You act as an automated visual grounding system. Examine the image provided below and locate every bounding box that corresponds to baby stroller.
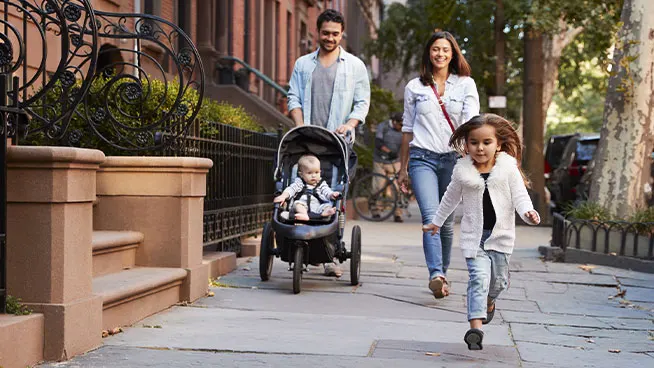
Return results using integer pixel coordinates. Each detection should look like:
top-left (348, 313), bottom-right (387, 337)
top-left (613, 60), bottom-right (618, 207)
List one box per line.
top-left (259, 125), bottom-right (362, 294)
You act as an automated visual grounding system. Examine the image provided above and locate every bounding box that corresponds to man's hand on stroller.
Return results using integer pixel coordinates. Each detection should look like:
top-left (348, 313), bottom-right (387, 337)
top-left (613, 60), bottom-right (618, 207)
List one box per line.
top-left (335, 120), bottom-right (357, 134)
top-left (274, 192), bottom-right (289, 205)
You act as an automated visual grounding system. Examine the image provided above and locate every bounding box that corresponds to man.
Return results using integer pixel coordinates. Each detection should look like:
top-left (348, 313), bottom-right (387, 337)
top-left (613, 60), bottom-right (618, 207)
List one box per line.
top-left (287, 9), bottom-right (371, 277)
top-left (372, 111), bottom-right (404, 222)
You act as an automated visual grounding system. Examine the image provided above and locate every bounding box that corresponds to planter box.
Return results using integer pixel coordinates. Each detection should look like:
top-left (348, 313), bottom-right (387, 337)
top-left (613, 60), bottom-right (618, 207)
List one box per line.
top-left (569, 226), bottom-right (652, 259)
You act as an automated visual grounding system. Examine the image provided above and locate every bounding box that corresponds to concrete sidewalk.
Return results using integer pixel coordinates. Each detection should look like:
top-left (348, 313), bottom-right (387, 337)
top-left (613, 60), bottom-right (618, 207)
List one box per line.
top-left (43, 206), bottom-right (654, 367)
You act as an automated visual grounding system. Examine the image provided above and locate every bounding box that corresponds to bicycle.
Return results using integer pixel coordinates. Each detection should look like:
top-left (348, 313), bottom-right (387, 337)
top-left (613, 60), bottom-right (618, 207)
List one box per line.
top-left (351, 164), bottom-right (414, 222)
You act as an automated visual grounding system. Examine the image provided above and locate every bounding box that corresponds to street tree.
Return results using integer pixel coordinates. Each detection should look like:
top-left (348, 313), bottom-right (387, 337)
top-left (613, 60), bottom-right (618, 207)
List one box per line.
top-left (588, 0), bottom-right (654, 217)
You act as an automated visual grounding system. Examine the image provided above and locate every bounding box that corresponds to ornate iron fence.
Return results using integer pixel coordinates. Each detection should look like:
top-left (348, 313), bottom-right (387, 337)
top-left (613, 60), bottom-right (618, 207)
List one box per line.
top-left (162, 121), bottom-right (280, 253)
top-left (0, 0), bottom-right (203, 313)
top-left (551, 212), bottom-right (654, 259)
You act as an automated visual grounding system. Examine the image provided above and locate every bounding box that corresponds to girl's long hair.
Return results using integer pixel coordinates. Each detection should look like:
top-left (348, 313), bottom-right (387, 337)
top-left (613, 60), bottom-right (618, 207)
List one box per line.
top-left (449, 114), bottom-right (531, 187)
top-left (419, 31), bottom-right (471, 86)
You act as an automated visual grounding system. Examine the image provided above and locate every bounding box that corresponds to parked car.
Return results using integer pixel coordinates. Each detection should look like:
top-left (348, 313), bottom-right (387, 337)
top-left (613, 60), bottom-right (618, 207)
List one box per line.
top-left (544, 134), bottom-right (575, 210)
top-left (549, 133), bottom-right (600, 211)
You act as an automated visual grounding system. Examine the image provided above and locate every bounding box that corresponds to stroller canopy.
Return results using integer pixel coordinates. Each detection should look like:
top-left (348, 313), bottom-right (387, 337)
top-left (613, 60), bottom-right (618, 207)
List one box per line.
top-left (274, 125), bottom-right (350, 182)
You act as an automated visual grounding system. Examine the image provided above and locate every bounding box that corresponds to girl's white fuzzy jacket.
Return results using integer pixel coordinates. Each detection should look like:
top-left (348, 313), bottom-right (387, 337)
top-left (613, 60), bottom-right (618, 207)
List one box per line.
top-left (432, 152), bottom-right (540, 258)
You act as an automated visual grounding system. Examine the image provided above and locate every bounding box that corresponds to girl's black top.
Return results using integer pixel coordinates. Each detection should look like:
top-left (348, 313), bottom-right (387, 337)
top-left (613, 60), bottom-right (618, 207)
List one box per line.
top-left (480, 173), bottom-right (496, 230)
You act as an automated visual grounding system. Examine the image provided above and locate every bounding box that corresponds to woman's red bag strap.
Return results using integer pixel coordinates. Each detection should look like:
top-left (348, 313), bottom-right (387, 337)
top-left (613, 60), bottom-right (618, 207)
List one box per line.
top-left (430, 84), bottom-right (456, 133)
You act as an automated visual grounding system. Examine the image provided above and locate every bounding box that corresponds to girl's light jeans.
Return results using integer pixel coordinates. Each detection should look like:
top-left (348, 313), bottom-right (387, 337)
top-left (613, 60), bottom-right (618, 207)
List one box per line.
top-left (407, 147), bottom-right (457, 280)
top-left (466, 229), bottom-right (511, 321)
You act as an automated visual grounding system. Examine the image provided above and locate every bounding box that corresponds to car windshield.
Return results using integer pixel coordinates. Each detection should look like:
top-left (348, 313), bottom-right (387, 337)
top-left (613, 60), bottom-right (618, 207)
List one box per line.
top-left (546, 136), bottom-right (572, 169)
top-left (576, 140), bottom-right (598, 162)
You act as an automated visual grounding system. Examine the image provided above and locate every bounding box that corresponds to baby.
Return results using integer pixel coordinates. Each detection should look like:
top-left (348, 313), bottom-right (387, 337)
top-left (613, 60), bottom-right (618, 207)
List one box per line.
top-left (274, 154), bottom-right (340, 221)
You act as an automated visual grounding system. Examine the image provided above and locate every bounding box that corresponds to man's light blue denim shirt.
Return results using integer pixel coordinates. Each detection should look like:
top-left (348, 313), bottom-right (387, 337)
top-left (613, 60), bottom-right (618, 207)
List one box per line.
top-left (287, 46), bottom-right (371, 132)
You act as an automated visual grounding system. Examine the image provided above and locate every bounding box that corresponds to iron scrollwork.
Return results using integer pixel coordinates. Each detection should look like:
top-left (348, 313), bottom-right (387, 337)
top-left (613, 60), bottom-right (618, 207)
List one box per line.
top-left (0, 0), bottom-right (98, 141)
top-left (72, 11), bottom-right (204, 151)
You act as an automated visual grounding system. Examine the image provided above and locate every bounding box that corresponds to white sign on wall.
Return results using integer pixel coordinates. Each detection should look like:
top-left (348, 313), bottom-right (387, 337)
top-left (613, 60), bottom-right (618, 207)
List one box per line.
top-left (488, 96), bottom-right (507, 109)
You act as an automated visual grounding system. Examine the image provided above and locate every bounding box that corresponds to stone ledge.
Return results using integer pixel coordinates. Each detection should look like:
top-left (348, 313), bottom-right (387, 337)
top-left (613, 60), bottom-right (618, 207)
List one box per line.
top-left (203, 251), bottom-right (237, 278)
top-left (240, 236), bottom-right (262, 257)
top-left (564, 248), bottom-right (654, 274)
top-left (101, 156), bottom-right (213, 170)
top-left (92, 230), bottom-right (144, 252)
top-left (7, 145), bottom-right (105, 165)
top-left (93, 267), bottom-right (187, 306)
top-left (0, 314), bottom-right (44, 368)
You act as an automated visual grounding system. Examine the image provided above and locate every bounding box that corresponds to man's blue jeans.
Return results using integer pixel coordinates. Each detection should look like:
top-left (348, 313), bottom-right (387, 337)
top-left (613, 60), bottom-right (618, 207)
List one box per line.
top-left (466, 230), bottom-right (511, 321)
top-left (408, 147), bottom-right (457, 280)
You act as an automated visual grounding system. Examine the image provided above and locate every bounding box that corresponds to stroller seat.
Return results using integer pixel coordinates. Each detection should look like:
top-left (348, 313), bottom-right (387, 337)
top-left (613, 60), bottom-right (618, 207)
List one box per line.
top-left (278, 159), bottom-right (344, 224)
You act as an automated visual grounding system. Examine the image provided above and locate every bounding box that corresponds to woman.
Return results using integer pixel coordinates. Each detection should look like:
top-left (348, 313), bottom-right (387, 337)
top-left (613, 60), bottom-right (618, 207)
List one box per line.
top-left (399, 31), bottom-right (480, 298)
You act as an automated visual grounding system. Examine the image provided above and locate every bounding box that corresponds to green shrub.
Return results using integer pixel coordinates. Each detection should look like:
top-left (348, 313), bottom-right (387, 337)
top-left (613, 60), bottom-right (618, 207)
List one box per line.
top-left (628, 207), bottom-right (654, 236)
top-left (5, 295), bottom-right (31, 316)
top-left (197, 99), bottom-right (262, 133)
top-left (25, 75), bottom-right (262, 153)
top-left (563, 202), bottom-right (612, 222)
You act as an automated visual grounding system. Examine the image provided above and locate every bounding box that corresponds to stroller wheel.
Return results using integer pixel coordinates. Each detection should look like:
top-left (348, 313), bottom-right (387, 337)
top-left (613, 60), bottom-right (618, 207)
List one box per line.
top-left (293, 246), bottom-right (303, 294)
top-left (350, 225), bottom-right (361, 286)
top-left (259, 222), bottom-right (274, 281)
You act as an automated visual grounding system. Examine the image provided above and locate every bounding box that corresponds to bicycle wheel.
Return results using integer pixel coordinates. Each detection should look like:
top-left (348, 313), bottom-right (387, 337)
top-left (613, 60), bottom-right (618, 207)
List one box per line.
top-left (351, 172), bottom-right (398, 221)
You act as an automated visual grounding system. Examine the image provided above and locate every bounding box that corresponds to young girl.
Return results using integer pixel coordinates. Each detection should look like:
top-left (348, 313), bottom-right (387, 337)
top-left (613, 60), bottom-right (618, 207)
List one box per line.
top-left (422, 114), bottom-right (540, 351)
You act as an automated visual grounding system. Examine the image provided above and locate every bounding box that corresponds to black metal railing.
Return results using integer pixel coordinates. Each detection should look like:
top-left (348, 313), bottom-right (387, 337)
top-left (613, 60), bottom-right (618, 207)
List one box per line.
top-left (162, 121), bottom-right (279, 253)
top-left (552, 212), bottom-right (654, 259)
top-left (215, 56), bottom-right (289, 111)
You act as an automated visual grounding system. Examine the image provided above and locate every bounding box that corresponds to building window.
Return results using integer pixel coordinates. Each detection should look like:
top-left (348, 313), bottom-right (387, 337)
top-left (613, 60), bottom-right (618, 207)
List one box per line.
top-left (143, 0), bottom-right (161, 15)
top-left (176, 0), bottom-right (191, 50)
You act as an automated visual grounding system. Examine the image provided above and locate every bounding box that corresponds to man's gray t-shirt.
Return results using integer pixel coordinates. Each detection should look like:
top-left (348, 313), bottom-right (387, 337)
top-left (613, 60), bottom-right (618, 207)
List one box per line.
top-left (310, 60), bottom-right (338, 128)
top-left (373, 120), bottom-right (403, 164)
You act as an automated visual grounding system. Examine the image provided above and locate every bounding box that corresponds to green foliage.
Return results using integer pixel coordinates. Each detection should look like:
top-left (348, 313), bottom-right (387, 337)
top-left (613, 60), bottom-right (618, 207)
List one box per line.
top-left (367, 84), bottom-right (402, 127)
top-left (566, 202), bottom-right (654, 236)
top-left (629, 208), bottom-right (654, 224)
top-left (367, 0), bottom-right (623, 125)
top-left (354, 143), bottom-right (374, 171)
top-left (545, 60), bottom-right (605, 139)
top-left (563, 201), bottom-right (612, 221)
top-left (5, 295), bottom-right (32, 316)
top-left (197, 99), bottom-right (262, 133)
top-left (26, 75), bottom-right (262, 154)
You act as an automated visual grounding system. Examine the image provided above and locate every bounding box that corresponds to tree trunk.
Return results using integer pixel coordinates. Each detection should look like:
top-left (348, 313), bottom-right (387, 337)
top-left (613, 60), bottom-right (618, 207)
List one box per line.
top-left (542, 19), bottom-right (584, 128)
top-left (589, 0), bottom-right (654, 217)
top-left (523, 26), bottom-right (546, 214)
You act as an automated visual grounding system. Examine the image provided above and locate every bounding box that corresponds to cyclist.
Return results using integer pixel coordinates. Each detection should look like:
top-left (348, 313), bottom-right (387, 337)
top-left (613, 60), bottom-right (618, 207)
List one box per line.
top-left (372, 111), bottom-right (405, 222)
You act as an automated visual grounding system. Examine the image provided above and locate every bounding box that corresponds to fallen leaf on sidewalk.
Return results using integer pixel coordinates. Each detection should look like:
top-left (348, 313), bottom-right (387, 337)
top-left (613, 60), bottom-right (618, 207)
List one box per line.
top-left (608, 349), bottom-right (621, 353)
top-left (609, 252), bottom-right (617, 256)
top-left (425, 352), bottom-right (441, 357)
top-left (207, 291), bottom-right (215, 297)
top-left (101, 330), bottom-right (109, 338)
top-left (614, 289), bottom-right (627, 298)
top-left (586, 339), bottom-right (595, 343)
top-left (241, 267), bottom-right (251, 271)
top-left (578, 265), bottom-right (596, 272)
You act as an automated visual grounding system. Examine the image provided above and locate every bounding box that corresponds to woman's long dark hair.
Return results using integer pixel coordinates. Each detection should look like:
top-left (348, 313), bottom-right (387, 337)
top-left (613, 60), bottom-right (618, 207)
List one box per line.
top-left (419, 31), bottom-right (471, 86)
top-left (449, 114), bottom-right (531, 187)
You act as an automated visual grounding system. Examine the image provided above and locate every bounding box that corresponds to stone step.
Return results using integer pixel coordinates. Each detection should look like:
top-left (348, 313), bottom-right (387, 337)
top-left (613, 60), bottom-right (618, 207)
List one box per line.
top-left (0, 314), bottom-right (44, 368)
top-left (93, 267), bottom-right (187, 330)
top-left (92, 230), bottom-right (143, 277)
top-left (203, 251), bottom-right (237, 279)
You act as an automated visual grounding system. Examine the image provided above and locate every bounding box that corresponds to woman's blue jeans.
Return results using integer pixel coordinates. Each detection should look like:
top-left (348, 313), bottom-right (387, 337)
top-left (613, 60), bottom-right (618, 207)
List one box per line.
top-left (408, 147), bottom-right (457, 280)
